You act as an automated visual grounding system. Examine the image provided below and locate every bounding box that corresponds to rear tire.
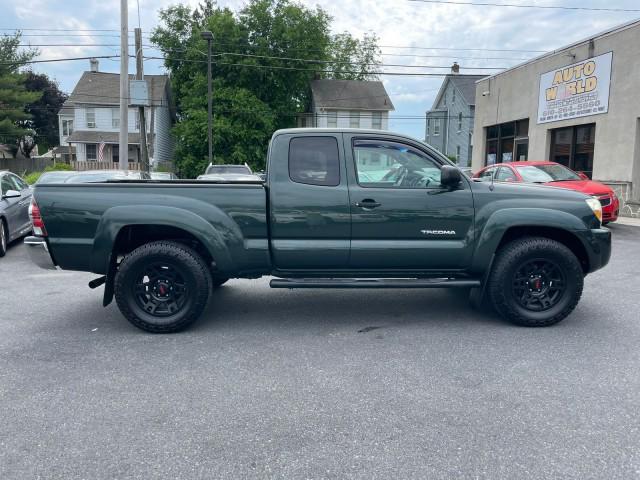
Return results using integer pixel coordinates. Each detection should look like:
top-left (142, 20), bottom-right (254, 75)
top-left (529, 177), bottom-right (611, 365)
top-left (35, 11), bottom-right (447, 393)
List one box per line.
top-left (488, 237), bottom-right (583, 327)
top-left (114, 241), bottom-right (211, 333)
top-left (0, 220), bottom-right (7, 257)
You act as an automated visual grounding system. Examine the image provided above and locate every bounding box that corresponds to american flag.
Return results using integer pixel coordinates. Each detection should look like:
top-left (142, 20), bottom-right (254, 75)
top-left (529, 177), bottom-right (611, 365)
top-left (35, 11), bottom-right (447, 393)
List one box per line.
top-left (98, 141), bottom-right (106, 162)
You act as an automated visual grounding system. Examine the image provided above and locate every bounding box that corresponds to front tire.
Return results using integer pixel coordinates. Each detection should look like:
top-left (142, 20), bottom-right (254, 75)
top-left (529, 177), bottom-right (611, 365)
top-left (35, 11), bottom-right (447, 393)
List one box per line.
top-left (114, 241), bottom-right (211, 333)
top-left (488, 237), bottom-right (583, 327)
top-left (0, 220), bottom-right (7, 257)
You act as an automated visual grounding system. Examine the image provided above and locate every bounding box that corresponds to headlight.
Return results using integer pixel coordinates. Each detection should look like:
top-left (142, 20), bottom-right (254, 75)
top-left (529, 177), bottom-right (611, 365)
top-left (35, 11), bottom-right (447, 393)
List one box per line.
top-left (586, 197), bottom-right (602, 223)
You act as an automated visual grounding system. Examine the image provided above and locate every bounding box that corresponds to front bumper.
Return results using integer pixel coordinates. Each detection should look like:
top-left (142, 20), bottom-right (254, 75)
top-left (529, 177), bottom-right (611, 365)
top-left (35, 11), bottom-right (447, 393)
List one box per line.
top-left (584, 228), bottom-right (611, 273)
top-left (24, 236), bottom-right (56, 270)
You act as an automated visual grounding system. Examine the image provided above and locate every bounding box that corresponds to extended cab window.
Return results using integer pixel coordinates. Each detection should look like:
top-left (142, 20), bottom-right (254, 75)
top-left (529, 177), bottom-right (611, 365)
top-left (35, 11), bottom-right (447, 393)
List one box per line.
top-left (353, 140), bottom-right (442, 188)
top-left (289, 136), bottom-right (340, 187)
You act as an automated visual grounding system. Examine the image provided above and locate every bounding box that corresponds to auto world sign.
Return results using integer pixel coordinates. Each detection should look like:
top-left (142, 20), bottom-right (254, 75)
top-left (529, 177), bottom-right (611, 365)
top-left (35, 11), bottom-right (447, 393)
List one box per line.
top-left (537, 51), bottom-right (612, 124)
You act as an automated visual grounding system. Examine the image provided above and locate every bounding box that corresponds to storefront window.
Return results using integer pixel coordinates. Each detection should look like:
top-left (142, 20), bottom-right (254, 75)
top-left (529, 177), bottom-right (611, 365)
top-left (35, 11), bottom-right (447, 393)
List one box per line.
top-left (550, 124), bottom-right (595, 178)
top-left (484, 119), bottom-right (529, 165)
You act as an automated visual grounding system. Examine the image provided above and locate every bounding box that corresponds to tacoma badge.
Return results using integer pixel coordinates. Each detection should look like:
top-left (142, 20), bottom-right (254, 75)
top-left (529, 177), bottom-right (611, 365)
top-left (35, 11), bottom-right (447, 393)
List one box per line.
top-left (421, 229), bottom-right (456, 235)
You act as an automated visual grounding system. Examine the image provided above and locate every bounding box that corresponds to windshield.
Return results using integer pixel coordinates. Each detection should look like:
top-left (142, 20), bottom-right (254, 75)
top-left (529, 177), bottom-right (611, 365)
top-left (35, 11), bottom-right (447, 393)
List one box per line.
top-left (205, 165), bottom-right (251, 175)
top-left (515, 164), bottom-right (581, 183)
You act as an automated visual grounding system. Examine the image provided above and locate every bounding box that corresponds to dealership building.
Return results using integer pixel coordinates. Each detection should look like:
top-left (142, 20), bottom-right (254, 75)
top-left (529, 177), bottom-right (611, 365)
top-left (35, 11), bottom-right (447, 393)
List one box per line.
top-left (471, 19), bottom-right (640, 216)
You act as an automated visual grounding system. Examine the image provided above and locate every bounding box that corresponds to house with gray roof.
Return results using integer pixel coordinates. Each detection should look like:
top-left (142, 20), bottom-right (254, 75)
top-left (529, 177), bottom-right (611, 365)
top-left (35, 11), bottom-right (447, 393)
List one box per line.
top-left (299, 79), bottom-right (395, 130)
top-left (58, 59), bottom-right (174, 167)
top-left (425, 65), bottom-right (486, 167)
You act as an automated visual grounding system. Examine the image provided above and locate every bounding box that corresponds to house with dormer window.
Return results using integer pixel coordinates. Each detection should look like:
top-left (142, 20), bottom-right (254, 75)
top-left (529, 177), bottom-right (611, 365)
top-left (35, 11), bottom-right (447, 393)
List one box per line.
top-left (57, 59), bottom-right (174, 168)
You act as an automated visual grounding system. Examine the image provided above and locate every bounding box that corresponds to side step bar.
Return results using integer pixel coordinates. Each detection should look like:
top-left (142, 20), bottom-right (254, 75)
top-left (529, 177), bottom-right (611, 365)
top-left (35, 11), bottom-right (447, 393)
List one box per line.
top-left (270, 278), bottom-right (480, 289)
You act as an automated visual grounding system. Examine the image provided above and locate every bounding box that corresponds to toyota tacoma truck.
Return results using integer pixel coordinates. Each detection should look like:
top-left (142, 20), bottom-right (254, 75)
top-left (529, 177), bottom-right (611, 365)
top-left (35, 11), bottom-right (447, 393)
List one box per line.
top-left (24, 129), bottom-right (611, 332)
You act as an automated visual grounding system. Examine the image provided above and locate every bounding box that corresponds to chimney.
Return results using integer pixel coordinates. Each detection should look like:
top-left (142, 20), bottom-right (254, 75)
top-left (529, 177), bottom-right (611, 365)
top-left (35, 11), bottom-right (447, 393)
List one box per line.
top-left (90, 58), bottom-right (99, 72)
top-left (451, 62), bottom-right (460, 74)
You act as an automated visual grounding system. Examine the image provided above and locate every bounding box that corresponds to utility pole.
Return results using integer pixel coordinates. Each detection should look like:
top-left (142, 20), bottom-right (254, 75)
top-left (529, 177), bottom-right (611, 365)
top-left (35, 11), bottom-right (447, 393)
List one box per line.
top-left (135, 28), bottom-right (149, 173)
top-left (119, 0), bottom-right (129, 171)
top-left (201, 30), bottom-right (213, 165)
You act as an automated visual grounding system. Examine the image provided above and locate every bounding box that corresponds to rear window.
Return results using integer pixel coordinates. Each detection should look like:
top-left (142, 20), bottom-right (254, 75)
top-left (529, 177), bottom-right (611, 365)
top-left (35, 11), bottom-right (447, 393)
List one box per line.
top-left (288, 137), bottom-right (340, 187)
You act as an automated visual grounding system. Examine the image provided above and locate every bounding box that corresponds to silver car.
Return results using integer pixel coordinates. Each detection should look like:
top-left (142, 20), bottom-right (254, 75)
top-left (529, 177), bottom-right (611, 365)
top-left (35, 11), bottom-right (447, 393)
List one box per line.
top-left (63, 170), bottom-right (151, 183)
top-left (0, 171), bottom-right (32, 257)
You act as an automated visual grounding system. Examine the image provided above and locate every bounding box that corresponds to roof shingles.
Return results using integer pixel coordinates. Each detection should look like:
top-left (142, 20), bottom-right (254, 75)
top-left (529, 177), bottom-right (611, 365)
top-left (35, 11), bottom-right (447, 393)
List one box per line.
top-left (66, 72), bottom-right (169, 106)
top-left (310, 79), bottom-right (394, 111)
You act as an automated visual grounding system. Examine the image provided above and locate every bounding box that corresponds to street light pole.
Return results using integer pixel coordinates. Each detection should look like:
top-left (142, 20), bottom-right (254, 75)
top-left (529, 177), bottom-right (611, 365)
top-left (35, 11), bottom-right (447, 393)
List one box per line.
top-left (201, 31), bottom-right (213, 166)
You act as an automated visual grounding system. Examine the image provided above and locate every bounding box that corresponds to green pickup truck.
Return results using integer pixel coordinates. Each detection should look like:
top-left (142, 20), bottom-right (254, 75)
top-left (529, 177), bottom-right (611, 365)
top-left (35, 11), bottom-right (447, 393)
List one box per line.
top-left (25, 129), bottom-right (611, 332)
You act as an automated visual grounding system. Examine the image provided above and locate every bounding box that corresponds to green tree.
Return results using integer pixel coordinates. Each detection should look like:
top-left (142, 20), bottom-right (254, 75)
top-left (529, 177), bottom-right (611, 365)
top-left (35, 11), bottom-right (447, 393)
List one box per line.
top-left (152, 0), bottom-right (381, 178)
top-left (24, 72), bottom-right (68, 153)
top-left (0, 33), bottom-right (41, 154)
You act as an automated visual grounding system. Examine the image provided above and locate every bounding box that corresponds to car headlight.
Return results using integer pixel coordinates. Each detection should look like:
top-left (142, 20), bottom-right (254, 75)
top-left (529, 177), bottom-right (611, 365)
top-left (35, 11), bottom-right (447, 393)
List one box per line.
top-left (586, 197), bottom-right (602, 223)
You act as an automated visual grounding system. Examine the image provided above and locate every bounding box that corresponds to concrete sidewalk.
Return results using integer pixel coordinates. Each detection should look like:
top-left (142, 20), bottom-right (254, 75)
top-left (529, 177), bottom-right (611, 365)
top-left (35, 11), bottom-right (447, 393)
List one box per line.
top-left (616, 216), bottom-right (640, 227)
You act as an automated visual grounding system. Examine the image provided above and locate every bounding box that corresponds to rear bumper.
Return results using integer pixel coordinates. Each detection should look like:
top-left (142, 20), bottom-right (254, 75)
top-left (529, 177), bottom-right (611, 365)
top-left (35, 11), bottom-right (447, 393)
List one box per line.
top-left (583, 228), bottom-right (611, 273)
top-left (24, 236), bottom-right (56, 270)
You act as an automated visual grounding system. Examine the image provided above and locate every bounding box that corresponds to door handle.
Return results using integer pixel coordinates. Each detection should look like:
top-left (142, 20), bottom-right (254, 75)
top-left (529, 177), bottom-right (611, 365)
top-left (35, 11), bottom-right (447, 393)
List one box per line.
top-left (356, 199), bottom-right (381, 209)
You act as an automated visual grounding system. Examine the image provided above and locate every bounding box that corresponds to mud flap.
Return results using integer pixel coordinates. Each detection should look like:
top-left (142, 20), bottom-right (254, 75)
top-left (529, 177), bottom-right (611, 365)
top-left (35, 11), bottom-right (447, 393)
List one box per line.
top-left (102, 253), bottom-right (118, 307)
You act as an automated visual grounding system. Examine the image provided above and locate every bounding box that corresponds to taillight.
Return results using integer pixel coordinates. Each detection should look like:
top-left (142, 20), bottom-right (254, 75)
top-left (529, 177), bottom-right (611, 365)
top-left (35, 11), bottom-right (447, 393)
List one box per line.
top-left (29, 196), bottom-right (47, 237)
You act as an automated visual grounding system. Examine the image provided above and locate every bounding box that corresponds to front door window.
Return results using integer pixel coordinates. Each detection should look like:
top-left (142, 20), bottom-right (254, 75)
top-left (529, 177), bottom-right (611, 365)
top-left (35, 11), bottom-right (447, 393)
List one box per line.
top-left (353, 140), bottom-right (442, 189)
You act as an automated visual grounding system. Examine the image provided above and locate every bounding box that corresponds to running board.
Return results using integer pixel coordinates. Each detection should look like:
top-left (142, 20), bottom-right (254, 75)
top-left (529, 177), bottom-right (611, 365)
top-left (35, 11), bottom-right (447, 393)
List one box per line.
top-left (269, 278), bottom-right (480, 289)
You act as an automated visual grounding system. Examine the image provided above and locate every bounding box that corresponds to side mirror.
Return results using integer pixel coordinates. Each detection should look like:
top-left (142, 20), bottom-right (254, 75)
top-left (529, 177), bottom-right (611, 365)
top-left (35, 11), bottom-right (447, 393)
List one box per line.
top-left (440, 165), bottom-right (461, 188)
top-left (2, 189), bottom-right (21, 199)
top-left (578, 172), bottom-right (589, 180)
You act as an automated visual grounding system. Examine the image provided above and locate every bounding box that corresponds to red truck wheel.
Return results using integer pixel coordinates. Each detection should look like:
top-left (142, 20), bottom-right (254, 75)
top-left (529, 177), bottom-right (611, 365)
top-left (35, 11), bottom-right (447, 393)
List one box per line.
top-left (114, 241), bottom-right (212, 333)
top-left (488, 237), bottom-right (584, 327)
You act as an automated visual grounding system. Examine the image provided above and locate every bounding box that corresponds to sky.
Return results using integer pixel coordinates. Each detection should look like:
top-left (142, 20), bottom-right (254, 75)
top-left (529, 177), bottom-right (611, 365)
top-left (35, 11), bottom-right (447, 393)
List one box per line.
top-left (2, 0), bottom-right (639, 139)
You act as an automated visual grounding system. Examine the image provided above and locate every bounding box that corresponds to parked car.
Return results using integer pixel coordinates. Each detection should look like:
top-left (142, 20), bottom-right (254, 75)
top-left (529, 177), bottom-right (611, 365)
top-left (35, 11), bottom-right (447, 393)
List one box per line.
top-left (25, 128), bottom-right (610, 333)
top-left (473, 161), bottom-right (619, 224)
top-left (0, 171), bottom-right (32, 256)
top-left (150, 172), bottom-right (179, 180)
top-left (64, 170), bottom-right (152, 183)
top-left (204, 163), bottom-right (252, 176)
top-left (35, 171), bottom-right (77, 185)
top-left (197, 173), bottom-right (263, 182)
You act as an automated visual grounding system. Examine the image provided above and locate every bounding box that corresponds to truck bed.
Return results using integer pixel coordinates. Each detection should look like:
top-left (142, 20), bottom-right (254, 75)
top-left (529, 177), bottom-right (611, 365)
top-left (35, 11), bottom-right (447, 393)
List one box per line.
top-left (34, 181), bottom-right (270, 275)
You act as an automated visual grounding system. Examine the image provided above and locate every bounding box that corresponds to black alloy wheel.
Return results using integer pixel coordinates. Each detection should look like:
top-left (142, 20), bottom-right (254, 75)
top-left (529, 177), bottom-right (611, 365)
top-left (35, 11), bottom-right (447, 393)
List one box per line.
top-left (511, 259), bottom-right (566, 312)
top-left (133, 261), bottom-right (190, 317)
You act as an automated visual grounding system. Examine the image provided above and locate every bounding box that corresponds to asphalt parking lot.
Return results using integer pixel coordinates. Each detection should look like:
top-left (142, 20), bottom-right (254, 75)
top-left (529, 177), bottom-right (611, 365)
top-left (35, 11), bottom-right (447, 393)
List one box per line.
top-left (1, 224), bottom-right (639, 479)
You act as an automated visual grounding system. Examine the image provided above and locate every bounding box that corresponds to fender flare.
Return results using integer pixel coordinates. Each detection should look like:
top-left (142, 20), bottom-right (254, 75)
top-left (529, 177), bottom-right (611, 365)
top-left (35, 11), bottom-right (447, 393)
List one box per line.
top-left (90, 204), bottom-right (242, 274)
top-left (470, 207), bottom-right (588, 274)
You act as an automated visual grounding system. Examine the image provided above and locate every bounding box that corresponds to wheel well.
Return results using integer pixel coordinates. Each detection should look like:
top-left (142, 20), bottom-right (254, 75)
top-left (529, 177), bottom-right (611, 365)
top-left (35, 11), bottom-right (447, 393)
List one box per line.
top-left (497, 226), bottom-right (590, 273)
top-left (112, 224), bottom-right (213, 265)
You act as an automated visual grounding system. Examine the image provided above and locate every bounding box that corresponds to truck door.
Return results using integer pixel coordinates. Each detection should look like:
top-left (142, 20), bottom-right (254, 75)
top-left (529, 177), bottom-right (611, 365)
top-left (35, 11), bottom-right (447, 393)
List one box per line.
top-left (268, 133), bottom-right (351, 270)
top-left (344, 135), bottom-right (474, 270)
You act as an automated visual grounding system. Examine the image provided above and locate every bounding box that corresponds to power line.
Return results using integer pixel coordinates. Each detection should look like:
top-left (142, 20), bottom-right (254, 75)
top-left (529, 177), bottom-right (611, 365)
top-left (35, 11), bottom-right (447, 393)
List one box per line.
top-left (407, 0), bottom-right (640, 12)
top-left (144, 55), bottom-right (498, 76)
top-left (0, 55), bottom-right (119, 66)
top-left (2, 33), bottom-right (133, 38)
top-left (16, 42), bottom-right (532, 60)
top-left (379, 44), bottom-right (546, 53)
top-left (13, 45), bottom-right (512, 68)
